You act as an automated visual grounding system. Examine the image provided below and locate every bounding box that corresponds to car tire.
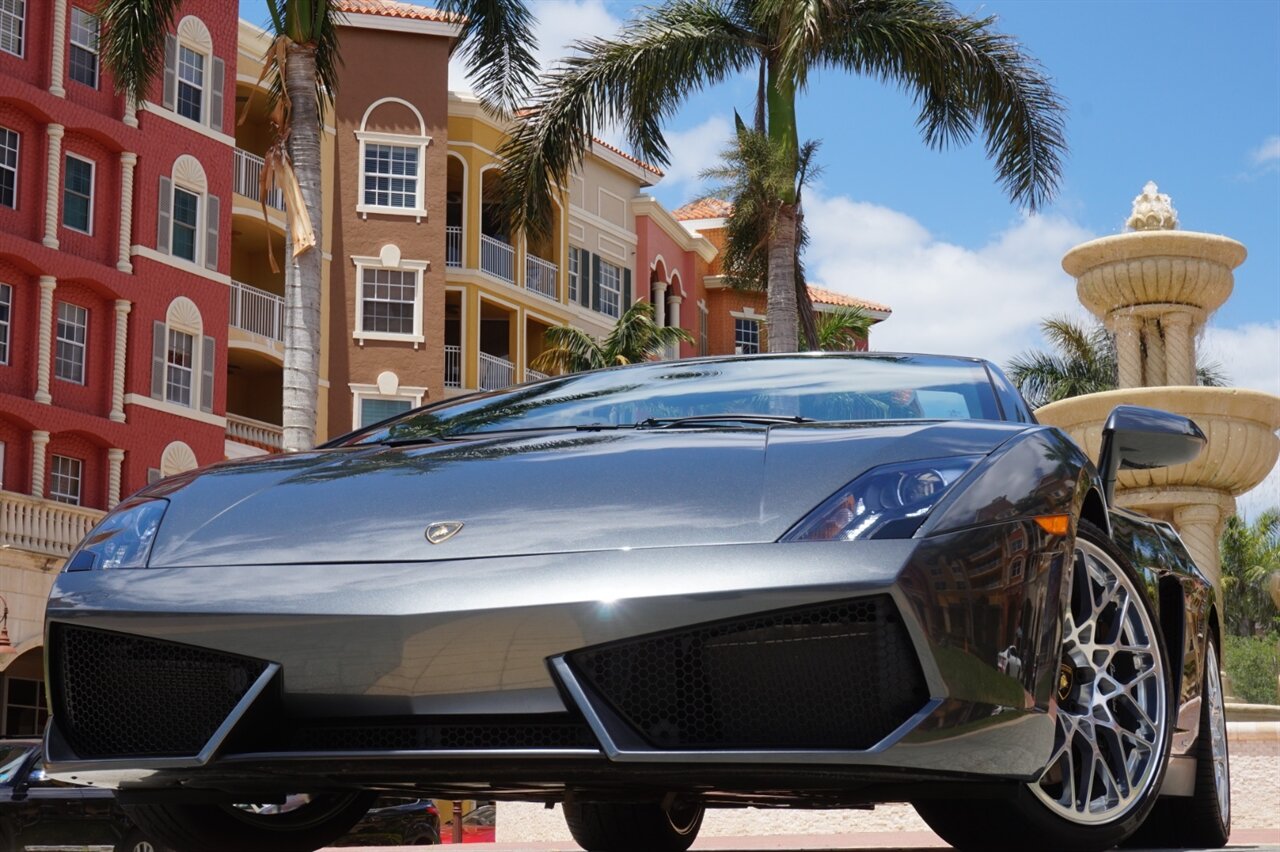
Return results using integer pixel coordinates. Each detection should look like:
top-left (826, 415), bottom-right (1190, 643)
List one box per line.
top-left (1124, 635), bottom-right (1232, 849)
top-left (563, 800), bottom-right (703, 852)
top-left (915, 519), bottom-right (1174, 852)
top-left (115, 828), bottom-right (163, 852)
top-left (121, 792), bottom-right (376, 852)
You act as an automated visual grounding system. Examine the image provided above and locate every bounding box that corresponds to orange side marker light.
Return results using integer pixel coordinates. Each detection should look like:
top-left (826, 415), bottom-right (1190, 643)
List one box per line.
top-left (1034, 515), bottom-right (1071, 536)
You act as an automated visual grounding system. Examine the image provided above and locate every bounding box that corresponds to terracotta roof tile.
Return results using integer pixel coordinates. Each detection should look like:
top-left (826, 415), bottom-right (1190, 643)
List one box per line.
top-left (333, 0), bottom-right (463, 24)
top-left (589, 138), bottom-right (664, 177)
top-left (673, 197), bottom-right (734, 221)
top-left (807, 284), bottom-right (892, 315)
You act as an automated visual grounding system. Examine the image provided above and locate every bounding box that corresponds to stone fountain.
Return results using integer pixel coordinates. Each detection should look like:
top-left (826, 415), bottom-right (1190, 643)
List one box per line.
top-left (1037, 182), bottom-right (1280, 595)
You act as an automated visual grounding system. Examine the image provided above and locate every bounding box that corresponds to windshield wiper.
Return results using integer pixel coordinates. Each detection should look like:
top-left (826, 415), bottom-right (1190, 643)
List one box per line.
top-left (635, 414), bottom-right (815, 429)
top-left (380, 433), bottom-right (448, 446)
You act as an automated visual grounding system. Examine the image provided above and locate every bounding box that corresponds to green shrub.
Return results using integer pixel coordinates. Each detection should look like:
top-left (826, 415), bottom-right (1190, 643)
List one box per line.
top-left (1223, 634), bottom-right (1280, 705)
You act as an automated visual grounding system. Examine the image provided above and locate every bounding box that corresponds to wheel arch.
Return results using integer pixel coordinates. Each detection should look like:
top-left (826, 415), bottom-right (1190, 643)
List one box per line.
top-left (1078, 487), bottom-right (1110, 538)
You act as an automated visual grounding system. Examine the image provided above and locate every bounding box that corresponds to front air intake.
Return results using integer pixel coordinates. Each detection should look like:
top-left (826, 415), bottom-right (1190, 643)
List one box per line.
top-left (568, 595), bottom-right (929, 751)
top-left (49, 624), bottom-right (269, 759)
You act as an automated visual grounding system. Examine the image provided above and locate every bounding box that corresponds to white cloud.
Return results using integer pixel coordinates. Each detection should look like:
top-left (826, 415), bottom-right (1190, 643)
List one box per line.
top-left (802, 191), bottom-right (1095, 366)
top-left (1200, 321), bottom-right (1280, 397)
top-left (1250, 135), bottom-right (1280, 166)
top-left (647, 115), bottom-right (734, 200)
top-left (1237, 464), bottom-right (1280, 521)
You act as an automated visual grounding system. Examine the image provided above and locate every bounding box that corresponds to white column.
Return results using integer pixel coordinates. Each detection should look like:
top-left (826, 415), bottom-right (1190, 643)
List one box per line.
top-left (123, 95), bottom-right (139, 128)
top-left (1143, 317), bottom-right (1166, 387)
top-left (35, 276), bottom-right (56, 404)
top-left (1163, 309), bottom-right (1195, 386)
top-left (117, 153), bottom-right (137, 272)
top-left (110, 300), bottom-right (131, 422)
top-left (30, 431), bottom-right (50, 499)
top-left (107, 449), bottom-right (125, 509)
top-left (1174, 502), bottom-right (1228, 604)
top-left (43, 124), bottom-right (65, 249)
top-left (1112, 313), bottom-right (1142, 389)
top-left (652, 281), bottom-right (668, 328)
top-left (667, 295), bottom-right (683, 360)
top-left (49, 0), bottom-right (68, 97)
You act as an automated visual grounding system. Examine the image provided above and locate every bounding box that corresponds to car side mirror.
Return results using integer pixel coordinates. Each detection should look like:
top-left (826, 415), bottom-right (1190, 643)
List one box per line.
top-left (1097, 405), bottom-right (1206, 505)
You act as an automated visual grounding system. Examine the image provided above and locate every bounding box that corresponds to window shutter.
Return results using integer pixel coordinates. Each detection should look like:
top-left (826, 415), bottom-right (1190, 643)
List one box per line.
top-left (204, 193), bottom-right (219, 270)
top-left (209, 57), bottom-right (225, 132)
top-left (151, 322), bottom-right (166, 399)
top-left (162, 35), bottom-right (177, 111)
top-left (156, 176), bottom-right (172, 254)
top-left (200, 336), bottom-right (215, 412)
top-left (589, 253), bottom-right (601, 311)
top-left (623, 269), bottom-right (632, 312)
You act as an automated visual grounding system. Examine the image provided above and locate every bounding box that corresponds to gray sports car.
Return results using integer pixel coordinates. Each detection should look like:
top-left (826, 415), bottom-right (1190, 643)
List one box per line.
top-left (44, 354), bottom-right (1229, 852)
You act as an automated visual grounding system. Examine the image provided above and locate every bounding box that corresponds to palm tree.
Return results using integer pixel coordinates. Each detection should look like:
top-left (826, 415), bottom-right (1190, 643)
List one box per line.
top-left (815, 305), bottom-right (872, 351)
top-left (500, 0), bottom-right (1066, 353)
top-left (1220, 510), bottom-right (1280, 637)
top-left (97, 0), bottom-right (537, 451)
top-left (1008, 315), bottom-right (1228, 409)
top-left (532, 302), bottom-right (693, 374)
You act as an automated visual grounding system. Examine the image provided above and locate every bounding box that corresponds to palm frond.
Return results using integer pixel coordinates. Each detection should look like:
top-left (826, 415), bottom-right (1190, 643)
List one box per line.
top-left (1197, 360), bottom-right (1229, 387)
top-left (498, 0), bottom-right (759, 237)
top-left (440, 0), bottom-right (539, 117)
top-left (816, 306), bottom-right (872, 351)
top-left (96, 0), bottom-right (184, 104)
top-left (803, 0), bottom-right (1066, 210)
top-left (533, 325), bottom-right (607, 374)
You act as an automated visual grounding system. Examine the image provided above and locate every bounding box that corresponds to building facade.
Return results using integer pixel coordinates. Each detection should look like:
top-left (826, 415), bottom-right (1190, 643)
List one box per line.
top-left (0, 0), bottom-right (236, 731)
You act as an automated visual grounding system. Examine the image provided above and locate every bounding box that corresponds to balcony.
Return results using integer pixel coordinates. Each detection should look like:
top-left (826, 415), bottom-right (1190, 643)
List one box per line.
top-left (480, 234), bottom-right (515, 284)
top-left (525, 255), bottom-right (558, 301)
top-left (444, 344), bottom-right (461, 388)
top-left (226, 413), bottom-right (283, 451)
top-left (0, 491), bottom-right (103, 558)
top-left (478, 352), bottom-right (515, 391)
top-left (526, 367), bottom-right (548, 382)
top-left (233, 148), bottom-right (285, 211)
top-left (446, 226), bottom-right (462, 268)
top-left (229, 280), bottom-right (284, 342)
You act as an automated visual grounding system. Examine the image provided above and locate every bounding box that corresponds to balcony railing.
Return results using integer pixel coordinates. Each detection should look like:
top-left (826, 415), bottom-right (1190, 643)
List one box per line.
top-left (226, 413), bottom-right (284, 451)
top-left (444, 344), bottom-right (461, 388)
top-left (478, 352), bottom-right (515, 390)
top-left (0, 490), bottom-right (103, 558)
top-left (480, 234), bottom-right (515, 284)
top-left (229, 280), bottom-right (284, 342)
top-left (233, 148), bottom-right (285, 211)
top-left (525, 255), bottom-right (558, 301)
top-left (525, 367), bottom-right (548, 382)
top-left (446, 226), bottom-right (463, 268)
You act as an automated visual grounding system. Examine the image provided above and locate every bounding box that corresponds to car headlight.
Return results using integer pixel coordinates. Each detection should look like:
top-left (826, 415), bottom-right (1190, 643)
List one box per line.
top-left (781, 456), bottom-right (983, 542)
top-left (65, 498), bottom-right (168, 571)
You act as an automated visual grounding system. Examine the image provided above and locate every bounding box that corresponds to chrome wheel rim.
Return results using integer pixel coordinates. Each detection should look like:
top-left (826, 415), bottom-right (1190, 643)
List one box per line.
top-left (1032, 540), bottom-right (1167, 824)
top-left (225, 793), bottom-right (357, 830)
top-left (133, 842), bottom-right (155, 852)
top-left (665, 800), bottom-right (702, 835)
top-left (1206, 641), bottom-right (1230, 822)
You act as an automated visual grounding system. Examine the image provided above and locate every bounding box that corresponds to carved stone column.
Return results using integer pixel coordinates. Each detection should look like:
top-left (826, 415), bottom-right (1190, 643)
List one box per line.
top-left (110, 300), bottom-right (131, 422)
top-left (1142, 317), bottom-right (1166, 387)
top-left (652, 281), bottom-right (668, 328)
top-left (43, 125), bottom-right (65, 249)
top-left (35, 276), bottom-right (56, 404)
top-left (49, 0), bottom-right (68, 97)
top-left (1174, 501), bottom-right (1228, 602)
top-left (667, 295), bottom-right (683, 360)
top-left (107, 449), bottom-right (125, 508)
top-left (123, 95), bottom-right (139, 128)
top-left (1163, 309), bottom-right (1195, 387)
top-left (1112, 313), bottom-right (1142, 389)
top-left (30, 431), bottom-right (50, 499)
top-left (117, 153), bottom-right (137, 272)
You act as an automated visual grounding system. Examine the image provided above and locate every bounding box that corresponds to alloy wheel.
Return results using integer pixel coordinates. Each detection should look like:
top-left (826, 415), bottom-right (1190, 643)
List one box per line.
top-left (1031, 539), bottom-right (1167, 824)
top-left (1205, 641), bottom-right (1231, 823)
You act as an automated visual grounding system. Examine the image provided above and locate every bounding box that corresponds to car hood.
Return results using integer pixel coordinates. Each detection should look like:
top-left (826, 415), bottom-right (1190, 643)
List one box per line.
top-left (147, 421), bottom-right (1027, 567)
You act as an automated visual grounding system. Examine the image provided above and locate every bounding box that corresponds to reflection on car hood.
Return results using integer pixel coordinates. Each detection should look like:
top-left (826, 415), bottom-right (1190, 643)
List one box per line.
top-left (147, 421), bottom-right (1027, 567)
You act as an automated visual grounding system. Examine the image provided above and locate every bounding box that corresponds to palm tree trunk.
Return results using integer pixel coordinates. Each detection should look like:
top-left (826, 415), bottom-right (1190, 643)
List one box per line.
top-left (281, 43), bottom-right (323, 451)
top-left (765, 59), bottom-right (799, 353)
top-left (280, 43), bottom-right (322, 450)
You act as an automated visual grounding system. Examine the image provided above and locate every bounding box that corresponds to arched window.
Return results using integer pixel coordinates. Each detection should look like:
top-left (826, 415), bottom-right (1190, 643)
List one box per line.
top-left (162, 16), bottom-right (224, 131)
top-left (356, 98), bottom-right (430, 220)
top-left (157, 154), bottom-right (219, 270)
top-left (160, 440), bottom-right (199, 476)
top-left (152, 296), bottom-right (215, 412)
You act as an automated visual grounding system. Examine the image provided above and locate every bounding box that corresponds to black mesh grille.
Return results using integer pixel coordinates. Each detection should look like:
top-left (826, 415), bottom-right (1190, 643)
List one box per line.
top-left (51, 624), bottom-right (269, 758)
top-left (568, 595), bottom-right (928, 750)
top-left (279, 715), bottom-right (598, 752)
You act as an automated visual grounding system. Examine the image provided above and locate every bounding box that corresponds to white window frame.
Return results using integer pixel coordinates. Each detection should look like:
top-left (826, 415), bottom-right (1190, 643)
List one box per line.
top-left (54, 301), bottom-right (87, 384)
top-left (0, 126), bottom-right (17, 210)
top-left (63, 153), bottom-right (95, 235)
top-left (597, 259), bottom-right (621, 319)
top-left (170, 183), bottom-right (202, 264)
top-left (0, 0), bottom-right (23, 58)
top-left (734, 316), bottom-right (761, 355)
top-left (568, 247), bottom-right (580, 303)
top-left (0, 281), bottom-right (10, 365)
top-left (49, 454), bottom-right (83, 506)
top-left (175, 42), bottom-right (206, 124)
top-left (356, 132), bottom-right (429, 220)
top-left (348, 383), bottom-right (427, 430)
top-left (165, 326), bottom-right (195, 407)
top-left (351, 255), bottom-right (427, 346)
top-left (68, 6), bottom-right (99, 89)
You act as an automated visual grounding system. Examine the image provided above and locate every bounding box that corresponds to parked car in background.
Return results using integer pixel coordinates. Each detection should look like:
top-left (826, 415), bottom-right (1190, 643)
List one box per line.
top-left (333, 797), bottom-right (440, 845)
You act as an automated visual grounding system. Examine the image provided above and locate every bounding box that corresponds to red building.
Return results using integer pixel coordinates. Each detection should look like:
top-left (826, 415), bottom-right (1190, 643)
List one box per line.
top-left (0, 0), bottom-right (235, 731)
top-left (635, 197), bottom-right (891, 357)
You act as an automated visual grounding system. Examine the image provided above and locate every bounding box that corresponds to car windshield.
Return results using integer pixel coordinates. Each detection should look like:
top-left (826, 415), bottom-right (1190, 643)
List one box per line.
top-left (340, 355), bottom-right (1000, 445)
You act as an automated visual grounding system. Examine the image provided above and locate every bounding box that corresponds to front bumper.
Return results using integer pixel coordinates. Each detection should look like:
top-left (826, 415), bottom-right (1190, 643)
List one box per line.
top-left (44, 520), bottom-right (1070, 796)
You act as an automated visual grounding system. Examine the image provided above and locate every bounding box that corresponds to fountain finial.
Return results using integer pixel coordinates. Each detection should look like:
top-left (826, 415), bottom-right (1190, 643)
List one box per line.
top-left (1127, 181), bottom-right (1178, 231)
